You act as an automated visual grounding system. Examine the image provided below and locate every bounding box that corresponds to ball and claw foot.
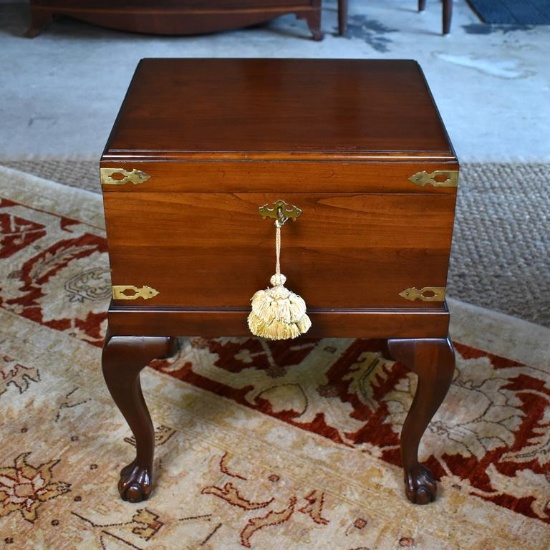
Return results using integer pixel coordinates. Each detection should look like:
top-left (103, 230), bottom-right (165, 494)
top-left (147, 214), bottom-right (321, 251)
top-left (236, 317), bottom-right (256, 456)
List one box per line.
top-left (404, 464), bottom-right (437, 505)
top-left (118, 460), bottom-right (152, 503)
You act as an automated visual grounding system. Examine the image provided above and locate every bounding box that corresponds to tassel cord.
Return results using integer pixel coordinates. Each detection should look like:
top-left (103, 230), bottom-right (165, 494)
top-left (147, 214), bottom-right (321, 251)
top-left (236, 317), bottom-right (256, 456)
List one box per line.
top-left (275, 219), bottom-right (282, 278)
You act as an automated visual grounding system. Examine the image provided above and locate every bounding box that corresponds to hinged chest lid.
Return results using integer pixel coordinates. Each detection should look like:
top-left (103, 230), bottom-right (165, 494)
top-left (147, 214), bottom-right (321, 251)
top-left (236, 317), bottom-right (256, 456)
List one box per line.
top-left (102, 58), bottom-right (457, 164)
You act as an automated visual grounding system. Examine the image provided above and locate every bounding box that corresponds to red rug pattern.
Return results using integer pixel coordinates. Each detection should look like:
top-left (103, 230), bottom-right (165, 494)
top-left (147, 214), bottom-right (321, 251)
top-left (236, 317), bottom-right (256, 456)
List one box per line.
top-left (1, 193), bottom-right (548, 526)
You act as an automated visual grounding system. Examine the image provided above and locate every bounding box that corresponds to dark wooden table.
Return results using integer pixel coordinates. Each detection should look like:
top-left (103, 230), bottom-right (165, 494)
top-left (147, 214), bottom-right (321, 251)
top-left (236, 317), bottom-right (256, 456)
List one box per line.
top-left (25, 0), bottom-right (323, 39)
top-left (100, 58), bottom-right (459, 506)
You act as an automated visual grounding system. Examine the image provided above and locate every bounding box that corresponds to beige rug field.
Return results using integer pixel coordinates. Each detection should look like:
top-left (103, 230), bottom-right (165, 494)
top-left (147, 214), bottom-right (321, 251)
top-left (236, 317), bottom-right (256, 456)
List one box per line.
top-left (0, 166), bottom-right (548, 549)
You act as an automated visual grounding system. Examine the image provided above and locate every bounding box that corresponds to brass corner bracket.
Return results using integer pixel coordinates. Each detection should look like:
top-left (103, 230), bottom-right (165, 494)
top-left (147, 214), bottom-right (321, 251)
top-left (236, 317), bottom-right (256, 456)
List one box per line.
top-left (101, 168), bottom-right (151, 186)
top-left (399, 287), bottom-right (446, 302)
top-left (408, 170), bottom-right (458, 188)
top-left (112, 285), bottom-right (159, 301)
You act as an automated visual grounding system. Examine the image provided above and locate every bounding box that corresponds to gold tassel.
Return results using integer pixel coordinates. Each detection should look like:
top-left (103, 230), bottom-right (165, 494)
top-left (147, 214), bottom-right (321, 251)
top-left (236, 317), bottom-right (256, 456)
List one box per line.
top-left (248, 219), bottom-right (311, 340)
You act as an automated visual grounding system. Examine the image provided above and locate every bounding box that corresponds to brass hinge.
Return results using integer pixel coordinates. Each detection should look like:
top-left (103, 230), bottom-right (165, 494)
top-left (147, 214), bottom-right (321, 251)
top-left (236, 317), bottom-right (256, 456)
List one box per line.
top-left (399, 287), bottom-right (446, 302)
top-left (100, 168), bottom-right (151, 186)
top-left (112, 285), bottom-right (159, 301)
top-left (408, 170), bottom-right (458, 188)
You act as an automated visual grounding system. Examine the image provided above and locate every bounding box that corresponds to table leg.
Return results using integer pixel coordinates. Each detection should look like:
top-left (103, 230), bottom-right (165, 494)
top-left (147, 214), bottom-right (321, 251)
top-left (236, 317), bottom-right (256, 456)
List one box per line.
top-left (443, 0), bottom-right (453, 34)
top-left (387, 338), bottom-right (455, 504)
top-left (298, 10), bottom-right (324, 40)
top-left (25, 7), bottom-right (54, 38)
top-left (102, 334), bottom-right (178, 502)
top-left (338, 0), bottom-right (348, 36)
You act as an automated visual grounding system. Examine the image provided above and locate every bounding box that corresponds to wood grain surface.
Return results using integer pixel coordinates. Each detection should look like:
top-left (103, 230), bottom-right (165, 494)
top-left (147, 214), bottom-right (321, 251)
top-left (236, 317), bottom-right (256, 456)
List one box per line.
top-left (101, 59), bottom-right (458, 337)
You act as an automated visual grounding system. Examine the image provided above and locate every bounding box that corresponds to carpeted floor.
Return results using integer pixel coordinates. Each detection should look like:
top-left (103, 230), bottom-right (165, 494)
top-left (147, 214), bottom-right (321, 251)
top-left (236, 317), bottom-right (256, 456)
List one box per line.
top-left (3, 160), bottom-right (549, 329)
top-left (0, 166), bottom-right (549, 548)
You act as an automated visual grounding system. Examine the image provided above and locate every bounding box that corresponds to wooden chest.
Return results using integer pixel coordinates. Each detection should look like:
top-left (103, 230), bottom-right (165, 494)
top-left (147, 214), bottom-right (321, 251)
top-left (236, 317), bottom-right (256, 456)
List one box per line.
top-left (100, 58), bottom-right (459, 505)
top-left (101, 58), bottom-right (458, 339)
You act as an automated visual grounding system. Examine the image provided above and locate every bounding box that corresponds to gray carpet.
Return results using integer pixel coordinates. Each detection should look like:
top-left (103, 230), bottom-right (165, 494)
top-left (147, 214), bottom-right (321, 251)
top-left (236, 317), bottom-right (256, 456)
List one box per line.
top-left (2, 160), bottom-right (549, 328)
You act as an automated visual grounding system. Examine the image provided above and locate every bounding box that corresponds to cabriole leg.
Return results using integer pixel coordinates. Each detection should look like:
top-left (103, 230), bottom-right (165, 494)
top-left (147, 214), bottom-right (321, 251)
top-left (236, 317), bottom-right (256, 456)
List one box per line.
top-left (102, 334), bottom-right (177, 502)
top-left (387, 338), bottom-right (455, 504)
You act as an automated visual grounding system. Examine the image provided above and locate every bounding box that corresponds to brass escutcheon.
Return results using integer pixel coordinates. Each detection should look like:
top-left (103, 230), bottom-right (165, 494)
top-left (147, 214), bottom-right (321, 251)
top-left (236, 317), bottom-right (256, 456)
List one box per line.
top-left (259, 199), bottom-right (302, 226)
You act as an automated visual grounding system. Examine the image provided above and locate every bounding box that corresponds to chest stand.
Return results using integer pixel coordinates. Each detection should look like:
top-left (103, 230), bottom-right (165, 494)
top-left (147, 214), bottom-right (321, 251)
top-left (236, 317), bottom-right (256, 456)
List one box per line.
top-left (102, 331), bottom-right (454, 505)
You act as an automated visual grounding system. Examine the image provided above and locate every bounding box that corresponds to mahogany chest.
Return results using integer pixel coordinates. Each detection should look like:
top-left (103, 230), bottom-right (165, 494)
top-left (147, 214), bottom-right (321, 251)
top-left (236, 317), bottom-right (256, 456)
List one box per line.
top-left (101, 58), bottom-right (459, 505)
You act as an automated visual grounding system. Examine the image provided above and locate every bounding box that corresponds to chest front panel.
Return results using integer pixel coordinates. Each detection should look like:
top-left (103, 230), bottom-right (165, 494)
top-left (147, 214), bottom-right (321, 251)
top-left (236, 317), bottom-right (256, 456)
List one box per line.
top-left (102, 161), bottom-right (457, 311)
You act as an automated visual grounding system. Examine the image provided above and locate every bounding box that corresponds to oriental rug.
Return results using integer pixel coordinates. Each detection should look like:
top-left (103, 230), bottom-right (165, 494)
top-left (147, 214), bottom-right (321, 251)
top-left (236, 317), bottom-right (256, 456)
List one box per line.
top-left (0, 166), bottom-right (548, 549)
